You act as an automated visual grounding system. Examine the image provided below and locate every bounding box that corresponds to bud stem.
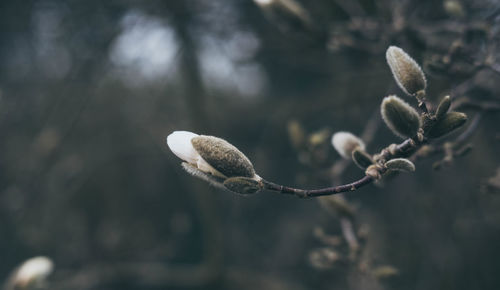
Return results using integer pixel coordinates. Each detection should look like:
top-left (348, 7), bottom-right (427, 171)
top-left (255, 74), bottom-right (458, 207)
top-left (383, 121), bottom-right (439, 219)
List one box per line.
top-left (262, 137), bottom-right (425, 198)
top-left (416, 90), bottom-right (429, 114)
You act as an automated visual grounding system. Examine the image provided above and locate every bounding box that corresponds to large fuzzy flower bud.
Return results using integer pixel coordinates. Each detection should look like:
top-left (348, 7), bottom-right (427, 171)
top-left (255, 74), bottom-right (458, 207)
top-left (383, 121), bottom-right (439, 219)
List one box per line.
top-left (167, 131), bottom-right (223, 177)
top-left (381, 95), bottom-right (421, 139)
top-left (167, 131), bottom-right (262, 194)
top-left (426, 111), bottom-right (467, 139)
top-left (386, 46), bottom-right (427, 96)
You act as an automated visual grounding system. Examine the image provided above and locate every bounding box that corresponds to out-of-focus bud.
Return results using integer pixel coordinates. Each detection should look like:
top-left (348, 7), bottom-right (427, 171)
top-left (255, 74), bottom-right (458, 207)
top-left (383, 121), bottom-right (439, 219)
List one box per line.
top-left (426, 112), bottom-right (467, 138)
top-left (6, 256), bottom-right (54, 290)
top-left (254, 0), bottom-right (273, 5)
top-left (372, 265), bottom-right (399, 279)
top-left (318, 195), bottom-right (355, 218)
top-left (435, 95), bottom-right (451, 120)
top-left (253, 0), bottom-right (313, 31)
top-left (385, 158), bottom-right (415, 172)
top-left (443, 0), bottom-right (466, 18)
top-left (167, 131), bottom-right (261, 194)
top-left (381, 95), bottom-right (421, 139)
top-left (386, 46), bottom-right (427, 96)
top-left (331, 132), bottom-right (365, 159)
top-left (287, 120), bottom-right (305, 149)
top-left (352, 148), bottom-right (374, 169)
top-left (308, 248), bottom-right (340, 270)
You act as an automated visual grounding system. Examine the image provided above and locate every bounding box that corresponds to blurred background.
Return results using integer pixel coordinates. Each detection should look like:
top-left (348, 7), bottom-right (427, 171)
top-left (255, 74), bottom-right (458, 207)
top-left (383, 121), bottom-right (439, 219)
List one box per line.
top-left (1, 0), bottom-right (500, 289)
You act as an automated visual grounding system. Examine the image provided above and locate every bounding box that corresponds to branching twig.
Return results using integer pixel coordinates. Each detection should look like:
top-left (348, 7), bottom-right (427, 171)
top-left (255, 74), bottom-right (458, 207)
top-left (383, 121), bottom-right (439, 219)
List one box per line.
top-left (262, 137), bottom-right (422, 198)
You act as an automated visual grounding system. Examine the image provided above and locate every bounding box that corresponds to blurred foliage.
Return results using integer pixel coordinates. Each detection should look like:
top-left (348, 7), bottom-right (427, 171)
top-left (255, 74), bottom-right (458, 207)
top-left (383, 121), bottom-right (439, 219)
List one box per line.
top-left (0, 0), bottom-right (500, 289)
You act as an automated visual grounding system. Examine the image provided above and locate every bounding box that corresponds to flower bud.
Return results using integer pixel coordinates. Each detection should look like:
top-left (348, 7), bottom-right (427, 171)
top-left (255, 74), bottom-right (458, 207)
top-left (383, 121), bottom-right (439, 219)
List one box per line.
top-left (435, 95), bottom-right (451, 120)
top-left (167, 131), bottom-right (225, 178)
top-left (372, 265), bottom-right (399, 279)
top-left (167, 131), bottom-right (261, 194)
top-left (381, 95), bottom-right (421, 139)
top-left (191, 136), bottom-right (256, 178)
top-left (167, 131), bottom-right (256, 178)
top-left (308, 248), bottom-right (340, 270)
top-left (426, 112), bottom-right (467, 138)
top-left (318, 195), bottom-right (355, 217)
top-left (7, 256), bottom-right (54, 289)
top-left (385, 158), bottom-right (415, 172)
top-left (223, 176), bottom-right (263, 194)
top-left (351, 148), bottom-right (373, 169)
top-left (386, 46), bottom-right (427, 96)
top-left (331, 132), bottom-right (365, 159)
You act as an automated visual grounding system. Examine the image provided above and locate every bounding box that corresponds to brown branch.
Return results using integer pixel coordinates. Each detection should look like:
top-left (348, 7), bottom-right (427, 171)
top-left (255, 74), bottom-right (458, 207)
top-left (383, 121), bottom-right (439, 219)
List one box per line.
top-left (262, 175), bottom-right (374, 198)
top-left (262, 137), bottom-right (422, 198)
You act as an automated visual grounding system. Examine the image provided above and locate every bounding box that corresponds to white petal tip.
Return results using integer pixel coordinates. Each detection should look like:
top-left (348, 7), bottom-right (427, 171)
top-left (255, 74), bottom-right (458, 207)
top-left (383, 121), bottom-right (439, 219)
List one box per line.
top-left (166, 131), bottom-right (200, 164)
top-left (332, 131), bottom-right (365, 159)
top-left (15, 256), bottom-right (54, 286)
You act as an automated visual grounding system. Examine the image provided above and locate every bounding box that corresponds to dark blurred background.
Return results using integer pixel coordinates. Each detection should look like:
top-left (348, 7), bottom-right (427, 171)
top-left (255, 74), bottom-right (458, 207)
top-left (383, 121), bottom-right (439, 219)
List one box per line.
top-left (1, 0), bottom-right (500, 289)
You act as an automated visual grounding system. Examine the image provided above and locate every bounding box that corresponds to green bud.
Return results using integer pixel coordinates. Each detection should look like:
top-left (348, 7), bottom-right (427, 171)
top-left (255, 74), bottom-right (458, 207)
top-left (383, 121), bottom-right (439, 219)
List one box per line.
top-left (352, 148), bottom-right (373, 169)
top-left (386, 46), bottom-right (427, 96)
top-left (426, 111), bottom-right (467, 138)
top-left (385, 158), bottom-right (415, 172)
top-left (381, 95), bottom-right (421, 139)
top-left (223, 176), bottom-right (262, 194)
top-left (192, 136), bottom-right (256, 178)
top-left (435, 95), bottom-right (451, 120)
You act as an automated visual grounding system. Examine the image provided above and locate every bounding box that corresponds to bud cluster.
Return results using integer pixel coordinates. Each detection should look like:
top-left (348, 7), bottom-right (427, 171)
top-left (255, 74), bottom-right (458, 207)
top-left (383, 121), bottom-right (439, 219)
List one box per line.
top-left (330, 46), bottom-right (469, 183)
top-left (166, 46), bottom-right (472, 198)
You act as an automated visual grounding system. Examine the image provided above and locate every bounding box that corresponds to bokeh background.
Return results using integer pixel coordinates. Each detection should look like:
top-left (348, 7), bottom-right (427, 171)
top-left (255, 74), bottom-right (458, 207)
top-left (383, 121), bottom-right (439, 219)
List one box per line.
top-left (1, 0), bottom-right (500, 289)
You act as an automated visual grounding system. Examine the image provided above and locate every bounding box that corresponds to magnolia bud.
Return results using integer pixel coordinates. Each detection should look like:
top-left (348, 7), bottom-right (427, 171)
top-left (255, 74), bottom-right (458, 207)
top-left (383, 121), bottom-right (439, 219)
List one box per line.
top-left (331, 132), bottom-right (365, 159)
top-left (385, 158), bottom-right (415, 172)
top-left (318, 195), bottom-right (355, 217)
top-left (167, 131), bottom-right (256, 178)
top-left (426, 112), bottom-right (467, 138)
top-left (167, 131), bottom-right (261, 193)
top-left (386, 46), bottom-right (427, 96)
top-left (372, 265), bottom-right (399, 279)
top-left (352, 148), bottom-right (373, 169)
top-left (435, 95), bottom-right (451, 120)
top-left (7, 256), bottom-right (54, 289)
top-left (308, 248), bottom-right (340, 270)
top-left (191, 136), bottom-right (256, 178)
top-left (381, 95), bottom-right (421, 139)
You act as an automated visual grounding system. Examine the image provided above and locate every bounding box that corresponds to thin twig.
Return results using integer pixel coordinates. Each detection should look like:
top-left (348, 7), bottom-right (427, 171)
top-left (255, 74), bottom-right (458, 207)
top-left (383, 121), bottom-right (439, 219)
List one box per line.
top-left (263, 137), bottom-right (422, 198)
